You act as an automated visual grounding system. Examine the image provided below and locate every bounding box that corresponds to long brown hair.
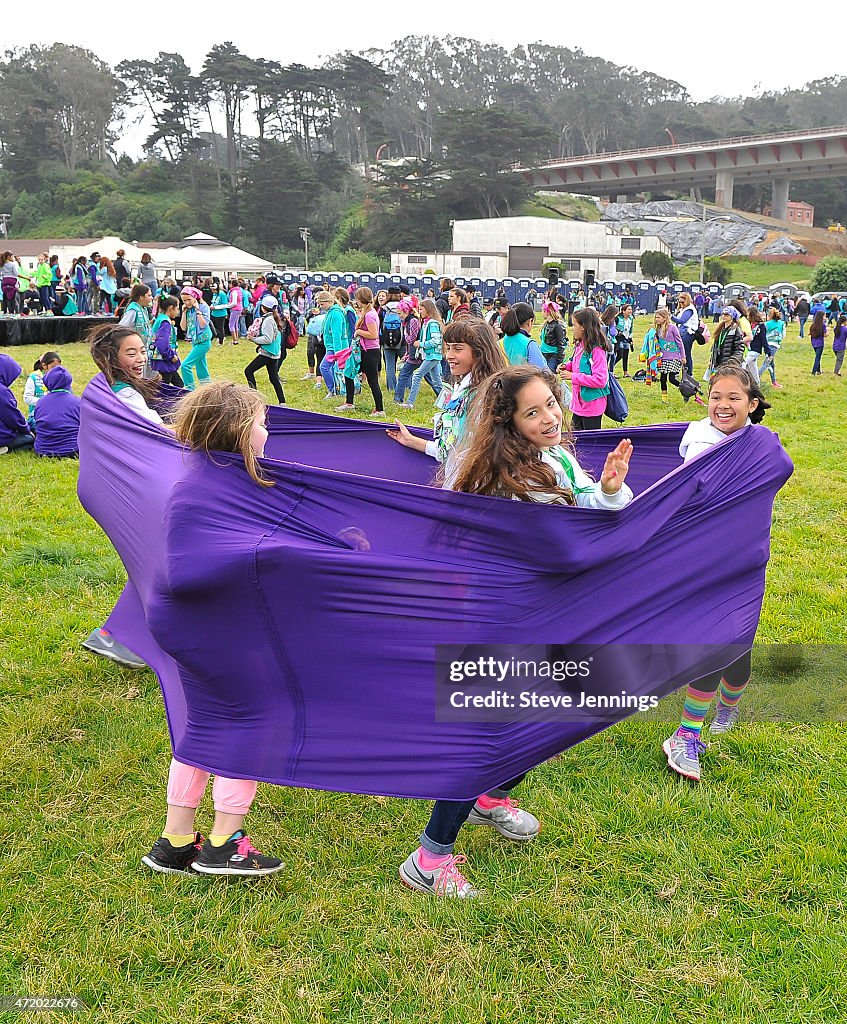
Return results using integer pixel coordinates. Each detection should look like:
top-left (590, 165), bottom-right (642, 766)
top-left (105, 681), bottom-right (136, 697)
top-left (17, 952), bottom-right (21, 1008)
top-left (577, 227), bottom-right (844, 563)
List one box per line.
top-left (572, 307), bottom-right (607, 354)
top-left (173, 381), bottom-right (273, 488)
top-left (353, 285), bottom-right (373, 333)
top-left (88, 323), bottom-right (160, 401)
top-left (442, 318), bottom-right (506, 386)
top-left (420, 298), bottom-right (442, 324)
top-left (452, 365), bottom-right (576, 504)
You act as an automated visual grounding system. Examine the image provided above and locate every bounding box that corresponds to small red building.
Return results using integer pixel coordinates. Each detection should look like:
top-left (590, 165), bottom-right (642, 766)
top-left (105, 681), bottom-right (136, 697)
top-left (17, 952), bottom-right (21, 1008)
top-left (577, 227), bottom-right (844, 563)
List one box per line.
top-left (763, 200), bottom-right (814, 226)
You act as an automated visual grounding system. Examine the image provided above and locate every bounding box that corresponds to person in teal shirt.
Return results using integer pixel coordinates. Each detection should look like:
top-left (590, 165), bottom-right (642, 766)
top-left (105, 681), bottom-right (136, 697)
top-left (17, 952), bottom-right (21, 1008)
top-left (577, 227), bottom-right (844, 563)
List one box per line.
top-left (501, 302), bottom-right (546, 368)
top-left (317, 290), bottom-right (348, 396)
top-left (244, 294), bottom-right (286, 403)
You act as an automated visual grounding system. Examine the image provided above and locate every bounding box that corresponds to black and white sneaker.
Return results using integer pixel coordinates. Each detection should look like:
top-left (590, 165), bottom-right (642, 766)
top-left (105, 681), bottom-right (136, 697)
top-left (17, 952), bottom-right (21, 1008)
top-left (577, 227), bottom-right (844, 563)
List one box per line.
top-left (191, 832), bottom-right (284, 877)
top-left (142, 834), bottom-right (204, 875)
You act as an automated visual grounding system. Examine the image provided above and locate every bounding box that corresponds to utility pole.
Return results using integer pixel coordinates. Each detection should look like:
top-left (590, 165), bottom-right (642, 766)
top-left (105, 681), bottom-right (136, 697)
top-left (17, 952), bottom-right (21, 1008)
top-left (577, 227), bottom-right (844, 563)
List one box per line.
top-left (0, 213), bottom-right (10, 238)
top-left (299, 227), bottom-right (311, 272)
top-left (699, 202), bottom-right (706, 284)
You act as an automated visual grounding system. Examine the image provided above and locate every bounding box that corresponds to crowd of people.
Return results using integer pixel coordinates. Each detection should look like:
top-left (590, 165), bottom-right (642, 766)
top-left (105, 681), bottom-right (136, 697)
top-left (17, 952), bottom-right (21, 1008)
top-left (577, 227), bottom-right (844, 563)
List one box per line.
top-left (3, 269), bottom-right (843, 464)
top-left (0, 238), bottom-right (815, 900)
top-left (36, 310), bottom-right (771, 896)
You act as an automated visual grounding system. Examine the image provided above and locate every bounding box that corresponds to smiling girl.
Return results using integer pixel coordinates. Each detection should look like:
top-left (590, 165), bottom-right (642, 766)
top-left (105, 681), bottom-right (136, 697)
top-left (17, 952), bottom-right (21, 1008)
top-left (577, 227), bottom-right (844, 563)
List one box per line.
top-left (89, 323), bottom-right (165, 426)
top-left (666, 364), bottom-right (771, 782)
top-left (387, 318), bottom-right (506, 480)
top-left (399, 365), bottom-right (633, 899)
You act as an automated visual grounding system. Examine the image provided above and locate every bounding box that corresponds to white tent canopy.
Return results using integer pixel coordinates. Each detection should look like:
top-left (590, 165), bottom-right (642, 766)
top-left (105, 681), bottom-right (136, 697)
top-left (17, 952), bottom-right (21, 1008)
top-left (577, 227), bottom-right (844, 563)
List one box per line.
top-left (151, 234), bottom-right (274, 278)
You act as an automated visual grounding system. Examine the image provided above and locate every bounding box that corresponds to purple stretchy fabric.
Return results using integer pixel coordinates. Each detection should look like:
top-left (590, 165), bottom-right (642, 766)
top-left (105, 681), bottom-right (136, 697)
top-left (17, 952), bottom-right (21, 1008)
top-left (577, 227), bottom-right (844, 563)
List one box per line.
top-left (77, 375), bottom-right (793, 800)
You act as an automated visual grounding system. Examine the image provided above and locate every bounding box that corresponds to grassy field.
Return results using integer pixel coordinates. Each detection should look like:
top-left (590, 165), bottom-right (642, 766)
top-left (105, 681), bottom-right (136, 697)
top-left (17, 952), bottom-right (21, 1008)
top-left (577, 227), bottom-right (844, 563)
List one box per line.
top-left (1, 317), bottom-right (846, 1023)
top-left (675, 259), bottom-right (813, 289)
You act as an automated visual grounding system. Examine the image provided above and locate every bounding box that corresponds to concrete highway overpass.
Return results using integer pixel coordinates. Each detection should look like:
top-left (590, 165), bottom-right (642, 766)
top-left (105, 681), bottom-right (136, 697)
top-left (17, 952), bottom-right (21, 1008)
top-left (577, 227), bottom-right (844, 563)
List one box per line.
top-left (517, 126), bottom-right (847, 219)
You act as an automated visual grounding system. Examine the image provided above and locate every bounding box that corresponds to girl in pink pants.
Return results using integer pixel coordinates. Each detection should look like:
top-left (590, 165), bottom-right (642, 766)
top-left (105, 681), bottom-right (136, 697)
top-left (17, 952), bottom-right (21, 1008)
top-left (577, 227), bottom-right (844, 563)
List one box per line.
top-left (141, 382), bottom-right (285, 878)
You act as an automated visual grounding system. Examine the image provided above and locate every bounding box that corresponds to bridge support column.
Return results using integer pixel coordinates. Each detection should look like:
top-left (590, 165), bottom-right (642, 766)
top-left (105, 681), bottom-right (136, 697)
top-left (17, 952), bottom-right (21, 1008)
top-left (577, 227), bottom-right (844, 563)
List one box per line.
top-left (715, 171), bottom-right (735, 209)
top-left (616, 193), bottom-right (629, 204)
top-left (771, 177), bottom-right (790, 221)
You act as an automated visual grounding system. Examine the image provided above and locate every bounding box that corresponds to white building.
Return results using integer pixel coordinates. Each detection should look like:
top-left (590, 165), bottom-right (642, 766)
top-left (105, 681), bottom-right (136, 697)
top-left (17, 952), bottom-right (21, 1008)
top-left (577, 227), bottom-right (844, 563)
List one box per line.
top-left (392, 216), bottom-right (670, 283)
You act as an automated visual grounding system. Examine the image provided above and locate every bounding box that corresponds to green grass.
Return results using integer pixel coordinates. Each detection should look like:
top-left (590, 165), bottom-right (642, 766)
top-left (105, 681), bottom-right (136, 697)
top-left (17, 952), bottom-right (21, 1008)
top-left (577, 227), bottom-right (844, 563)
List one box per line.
top-left (676, 259), bottom-right (813, 289)
top-left (523, 193), bottom-right (601, 222)
top-left (1, 319), bottom-right (846, 1022)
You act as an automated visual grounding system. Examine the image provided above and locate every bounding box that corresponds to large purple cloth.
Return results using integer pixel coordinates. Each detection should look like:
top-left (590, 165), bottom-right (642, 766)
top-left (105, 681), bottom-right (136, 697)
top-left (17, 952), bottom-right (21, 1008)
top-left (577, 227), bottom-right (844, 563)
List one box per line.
top-left (77, 376), bottom-right (793, 800)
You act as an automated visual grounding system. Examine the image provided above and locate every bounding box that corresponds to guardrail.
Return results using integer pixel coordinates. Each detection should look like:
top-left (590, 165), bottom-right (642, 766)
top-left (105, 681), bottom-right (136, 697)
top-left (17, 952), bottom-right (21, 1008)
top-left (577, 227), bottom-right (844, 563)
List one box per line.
top-left (516, 124), bottom-right (847, 171)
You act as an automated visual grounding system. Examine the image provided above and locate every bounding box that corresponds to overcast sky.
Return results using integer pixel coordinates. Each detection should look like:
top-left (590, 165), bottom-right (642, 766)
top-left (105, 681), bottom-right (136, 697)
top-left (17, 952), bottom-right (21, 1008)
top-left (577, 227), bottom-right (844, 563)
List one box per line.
top-left (4, 0), bottom-right (833, 155)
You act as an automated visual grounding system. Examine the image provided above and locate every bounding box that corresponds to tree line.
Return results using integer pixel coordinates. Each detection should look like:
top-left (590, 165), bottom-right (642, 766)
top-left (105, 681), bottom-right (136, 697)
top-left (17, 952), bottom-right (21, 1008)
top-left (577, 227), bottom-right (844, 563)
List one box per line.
top-left (1, 40), bottom-right (846, 266)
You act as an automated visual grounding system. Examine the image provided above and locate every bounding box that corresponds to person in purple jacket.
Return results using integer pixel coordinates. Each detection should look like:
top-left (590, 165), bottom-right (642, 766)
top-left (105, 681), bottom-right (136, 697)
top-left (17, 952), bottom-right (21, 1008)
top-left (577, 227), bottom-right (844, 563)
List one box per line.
top-left (149, 296), bottom-right (183, 386)
top-left (0, 353), bottom-right (36, 454)
top-left (33, 365), bottom-right (81, 458)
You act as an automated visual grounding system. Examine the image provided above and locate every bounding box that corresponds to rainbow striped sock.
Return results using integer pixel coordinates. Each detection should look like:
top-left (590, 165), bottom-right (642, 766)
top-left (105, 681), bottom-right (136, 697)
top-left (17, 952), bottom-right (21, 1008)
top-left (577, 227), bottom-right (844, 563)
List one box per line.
top-left (679, 684), bottom-right (718, 735)
top-left (717, 673), bottom-right (749, 709)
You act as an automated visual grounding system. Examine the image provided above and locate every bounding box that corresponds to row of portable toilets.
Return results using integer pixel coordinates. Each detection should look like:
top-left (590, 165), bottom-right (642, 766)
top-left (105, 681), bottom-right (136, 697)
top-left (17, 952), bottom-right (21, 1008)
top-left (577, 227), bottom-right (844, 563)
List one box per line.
top-left (279, 273), bottom-right (796, 313)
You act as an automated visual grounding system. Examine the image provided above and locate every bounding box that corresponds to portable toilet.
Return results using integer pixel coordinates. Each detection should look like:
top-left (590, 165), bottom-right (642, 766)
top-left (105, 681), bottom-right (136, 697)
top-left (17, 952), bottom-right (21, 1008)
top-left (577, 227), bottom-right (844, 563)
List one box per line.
top-left (725, 282), bottom-right (752, 301)
top-left (602, 280), bottom-right (617, 296)
top-left (327, 273), bottom-right (342, 287)
top-left (768, 282), bottom-right (798, 299)
top-left (688, 281), bottom-right (704, 295)
top-left (373, 274), bottom-right (388, 289)
top-left (422, 276), bottom-right (438, 295)
top-left (358, 274), bottom-right (374, 289)
top-left (634, 280), bottom-right (653, 313)
top-left (282, 272), bottom-right (295, 286)
top-left (389, 274), bottom-right (402, 286)
top-left (706, 282), bottom-right (723, 299)
top-left (501, 278), bottom-right (518, 303)
top-left (670, 281), bottom-right (686, 300)
top-left (312, 273), bottom-right (326, 287)
top-left (405, 276), bottom-right (418, 290)
top-left (343, 273), bottom-right (356, 285)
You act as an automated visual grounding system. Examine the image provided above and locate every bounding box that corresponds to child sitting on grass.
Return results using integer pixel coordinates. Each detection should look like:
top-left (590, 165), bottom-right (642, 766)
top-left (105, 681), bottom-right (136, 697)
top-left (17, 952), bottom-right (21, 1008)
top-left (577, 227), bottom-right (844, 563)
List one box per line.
top-left (0, 354), bottom-right (35, 454)
top-left (33, 366), bottom-right (81, 458)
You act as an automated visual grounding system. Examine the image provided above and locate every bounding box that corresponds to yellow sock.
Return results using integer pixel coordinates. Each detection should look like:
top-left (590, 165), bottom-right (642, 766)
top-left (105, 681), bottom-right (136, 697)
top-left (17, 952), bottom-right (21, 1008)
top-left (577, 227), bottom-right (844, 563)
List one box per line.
top-left (209, 833), bottom-right (235, 847)
top-left (162, 832), bottom-right (195, 847)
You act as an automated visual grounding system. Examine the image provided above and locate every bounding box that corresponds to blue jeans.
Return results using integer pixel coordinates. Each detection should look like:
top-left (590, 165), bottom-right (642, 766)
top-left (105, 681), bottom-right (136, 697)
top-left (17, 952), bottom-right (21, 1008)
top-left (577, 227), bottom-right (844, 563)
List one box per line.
top-left (181, 340), bottom-right (211, 390)
top-left (408, 358), bottom-right (442, 407)
top-left (382, 348), bottom-right (399, 392)
top-left (758, 348), bottom-right (777, 384)
top-left (798, 316), bottom-right (807, 338)
top-left (544, 353), bottom-right (559, 372)
top-left (812, 345), bottom-right (823, 374)
top-left (319, 354), bottom-right (337, 393)
top-left (394, 360), bottom-right (418, 402)
top-left (421, 773), bottom-right (526, 854)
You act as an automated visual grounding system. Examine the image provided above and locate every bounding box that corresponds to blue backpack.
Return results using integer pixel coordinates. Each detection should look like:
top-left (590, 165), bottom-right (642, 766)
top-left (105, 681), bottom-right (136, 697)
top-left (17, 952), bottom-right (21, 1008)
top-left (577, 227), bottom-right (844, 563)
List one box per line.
top-left (604, 374), bottom-right (629, 423)
top-left (380, 309), bottom-right (404, 351)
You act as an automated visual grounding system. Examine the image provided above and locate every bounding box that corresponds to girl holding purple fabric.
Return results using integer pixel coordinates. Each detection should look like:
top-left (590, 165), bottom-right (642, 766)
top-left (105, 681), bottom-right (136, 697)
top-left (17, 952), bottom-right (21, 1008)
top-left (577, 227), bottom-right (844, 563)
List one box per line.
top-left (142, 381), bottom-right (284, 878)
top-left (664, 365), bottom-right (771, 783)
top-left (399, 366), bottom-right (633, 899)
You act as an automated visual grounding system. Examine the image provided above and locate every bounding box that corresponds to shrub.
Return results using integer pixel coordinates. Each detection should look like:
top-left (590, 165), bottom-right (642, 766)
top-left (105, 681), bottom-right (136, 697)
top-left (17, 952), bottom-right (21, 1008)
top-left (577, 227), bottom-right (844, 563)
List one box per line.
top-left (809, 255), bottom-right (847, 293)
top-left (640, 250), bottom-right (674, 281)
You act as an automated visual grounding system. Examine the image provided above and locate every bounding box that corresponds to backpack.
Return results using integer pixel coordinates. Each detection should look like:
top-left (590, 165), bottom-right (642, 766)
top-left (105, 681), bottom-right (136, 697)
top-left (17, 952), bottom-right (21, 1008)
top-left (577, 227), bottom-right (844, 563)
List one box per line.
top-left (247, 315), bottom-right (265, 340)
top-left (604, 374), bottom-right (629, 423)
top-left (380, 309), bottom-right (404, 351)
top-left (284, 315), bottom-right (299, 349)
